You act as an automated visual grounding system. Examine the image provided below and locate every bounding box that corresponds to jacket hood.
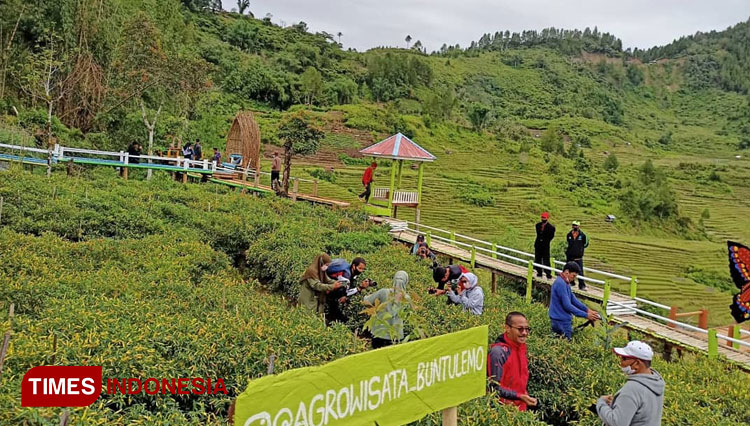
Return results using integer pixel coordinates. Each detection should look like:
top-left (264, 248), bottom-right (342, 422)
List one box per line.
top-left (393, 271), bottom-right (409, 291)
top-left (461, 272), bottom-right (478, 290)
top-left (628, 369), bottom-right (665, 396)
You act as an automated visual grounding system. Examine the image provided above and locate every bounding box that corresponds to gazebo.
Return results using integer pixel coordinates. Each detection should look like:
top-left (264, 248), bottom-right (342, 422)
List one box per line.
top-left (359, 133), bottom-right (436, 222)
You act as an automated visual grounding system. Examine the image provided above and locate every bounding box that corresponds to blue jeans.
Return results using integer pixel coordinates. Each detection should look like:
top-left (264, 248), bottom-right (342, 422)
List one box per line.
top-left (551, 318), bottom-right (573, 340)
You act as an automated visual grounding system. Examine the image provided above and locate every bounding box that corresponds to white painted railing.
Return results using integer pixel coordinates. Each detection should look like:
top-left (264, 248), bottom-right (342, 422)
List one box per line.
top-left (372, 187), bottom-right (389, 199)
top-left (392, 190), bottom-right (418, 205)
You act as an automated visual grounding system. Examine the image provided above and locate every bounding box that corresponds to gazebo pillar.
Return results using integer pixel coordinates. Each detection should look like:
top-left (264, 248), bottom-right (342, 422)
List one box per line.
top-left (396, 160), bottom-right (403, 189)
top-left (416, 162), bottom-right (424, 225)
top-left (388, 159), bottom-right (397, 214)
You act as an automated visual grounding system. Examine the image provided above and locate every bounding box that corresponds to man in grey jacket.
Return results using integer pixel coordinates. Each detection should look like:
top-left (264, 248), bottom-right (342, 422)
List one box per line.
top-left (597, 340), bottom-right (665, 426)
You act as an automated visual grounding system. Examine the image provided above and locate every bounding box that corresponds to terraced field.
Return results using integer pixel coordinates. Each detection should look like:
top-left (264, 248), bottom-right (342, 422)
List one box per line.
top-left (298, 141), bottom-right (750, 327)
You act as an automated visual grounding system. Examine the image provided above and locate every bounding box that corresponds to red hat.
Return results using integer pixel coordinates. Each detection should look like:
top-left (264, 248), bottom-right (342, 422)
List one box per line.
top-left (541, 212), bottom-right (549, 219)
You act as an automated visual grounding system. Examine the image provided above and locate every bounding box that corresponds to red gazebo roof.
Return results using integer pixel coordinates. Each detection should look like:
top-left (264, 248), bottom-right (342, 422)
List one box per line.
top-left (359, 133), bottom-right (436, 162)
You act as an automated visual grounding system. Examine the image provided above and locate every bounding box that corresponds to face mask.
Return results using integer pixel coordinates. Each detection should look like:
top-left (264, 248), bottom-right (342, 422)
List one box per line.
top-left (621, 366), bottom-right (634, 375)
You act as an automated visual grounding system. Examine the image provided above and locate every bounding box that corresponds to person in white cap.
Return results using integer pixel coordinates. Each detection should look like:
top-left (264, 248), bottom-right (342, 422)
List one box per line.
top-left (597, 340), bottom-right (665, 426)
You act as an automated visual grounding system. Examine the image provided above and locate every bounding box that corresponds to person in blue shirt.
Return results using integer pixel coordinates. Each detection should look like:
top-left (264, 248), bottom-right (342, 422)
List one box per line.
top-left (549, 261), bottom-right (600, 339)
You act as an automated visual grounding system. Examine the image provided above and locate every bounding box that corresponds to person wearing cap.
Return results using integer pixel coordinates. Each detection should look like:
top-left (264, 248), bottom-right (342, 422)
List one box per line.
top-left (566, 220), bottom-right (589, 290)
top-left (534, 212), bottom-right (556, 279)
top-left (548, 261), bottom-right (600, 339)
top-left (488, 312), bottom-right (537, 411)
top-left (597, 340), bottom-right (665, 426)
top-left (430, 264), bottom-right (468, 293)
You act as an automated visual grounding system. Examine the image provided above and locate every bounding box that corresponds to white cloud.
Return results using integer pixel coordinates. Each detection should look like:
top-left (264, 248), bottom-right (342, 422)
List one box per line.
top-left (222, 0), bottom-right (750, 52)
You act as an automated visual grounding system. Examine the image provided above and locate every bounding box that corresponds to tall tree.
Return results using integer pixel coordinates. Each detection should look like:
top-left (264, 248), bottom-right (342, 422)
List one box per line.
top-left (337, 32), bottom-right (343, 44)
top-left (300, 66), bottom-right (323, 105)
top-left (20, 31), bottom-right (70, 149)
top-left (277, 112), bottom-right (324, 195)
top-left (237, 0), bottom-right (250, 14)
top-left (405, 35), bottom-right (412, 49)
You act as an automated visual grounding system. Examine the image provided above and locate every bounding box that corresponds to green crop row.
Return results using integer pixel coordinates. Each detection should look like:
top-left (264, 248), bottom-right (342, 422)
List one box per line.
top-left (1, 169), bottom-right (748, 425)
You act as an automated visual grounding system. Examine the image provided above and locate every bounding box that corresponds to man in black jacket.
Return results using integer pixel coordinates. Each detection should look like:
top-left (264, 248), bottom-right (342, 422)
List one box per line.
top-left (565, 220), bottom-right (589, 290)
top-left (534, 212), bottom-right (555, 279)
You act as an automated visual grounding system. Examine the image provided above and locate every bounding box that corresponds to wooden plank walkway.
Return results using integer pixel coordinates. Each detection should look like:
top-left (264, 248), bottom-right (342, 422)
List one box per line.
top-left (382, 223), bottom-right (750, 370)
top-left (218, 178), bottom-right (350, 208)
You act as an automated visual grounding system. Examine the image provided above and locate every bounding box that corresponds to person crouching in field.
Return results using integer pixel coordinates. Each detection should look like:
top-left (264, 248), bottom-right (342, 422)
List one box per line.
top-left (363, 271), bottom-right (410, 349)
top-left (299, 254), bottom-right (343, 318)
top-left (488, 312), bottom-right (537, 411)
top-left (447, 272), bottom-right (484, 315)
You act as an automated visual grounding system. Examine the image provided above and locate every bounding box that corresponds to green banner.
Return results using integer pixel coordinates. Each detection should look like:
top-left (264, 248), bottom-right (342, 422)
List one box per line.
top-left (234, 325), bottom-right (488, 426)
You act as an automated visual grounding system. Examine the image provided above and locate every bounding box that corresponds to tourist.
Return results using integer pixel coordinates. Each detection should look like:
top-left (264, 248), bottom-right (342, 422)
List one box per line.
top-left (193, 139), bottom-right (202, 161)
top-left (431, 264), bottom-right (467, 293)
top-left (358, 162), bottom-right (377, 203)
top-left (549, 261), bottom-right (599, 339)
top-left (298, 254), bottom-right (343, 316)
top-left (447, 272), bottom-right (484, 315)
top-left (271, 152), bottom-right (281, 191)
top-left (325, 257), bottom-right (369, 323)
top-left (596, 341), bottom-right (665, 426)
top-left (566, 220), bottom-right (589, 290)
top-left (127, 141), bottom-right (142, 164)
top-left (212, 147), bottom-right (221, 166)
top-left (534, 211), bottom-right (556, 279)
top-left (182, 142), bottom-right (194, 161)
top-left (488, 312), bottom-right (537, 411)
top-left (363, 271), bottom-right (410, 349)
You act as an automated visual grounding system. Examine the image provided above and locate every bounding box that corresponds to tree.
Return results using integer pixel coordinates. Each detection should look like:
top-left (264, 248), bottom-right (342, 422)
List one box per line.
top-left (405, 35), bottom-right (412, 49)
top-left (114, 12), bottom-right (209, 179)
top-left (278, 112), bottom-right (324, 195)
top-left (467, 103), bottom-right (491, 133)
top-left (237, 0), bottom-right (250, 14)
top-left (337, 32), bottom-right (343, 44)
top-left (603, 152), bottom-right (619, 171)
top-left (539, 127), bottom-right (564, 154)
top-left (300, 67), bottom-right (324, 105)
top-left (20, 31), bottom-right (70, 149)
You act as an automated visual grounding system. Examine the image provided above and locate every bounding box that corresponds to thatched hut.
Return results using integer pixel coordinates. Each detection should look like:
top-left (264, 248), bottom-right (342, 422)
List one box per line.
top-left (225, 111), bottom-right (261, 170)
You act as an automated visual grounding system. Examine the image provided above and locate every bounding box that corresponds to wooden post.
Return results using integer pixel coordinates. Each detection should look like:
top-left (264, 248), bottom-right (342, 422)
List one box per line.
top-left (698, 309), bottom-right (709, 330)
top-left (525, 261), bottom-right (533, 304)
top-left (313, 180), bottom-right (318, 197)
top-left (0, 196), bottom-right (3, 225)
top-left (59, 410), bottom-right (70, 426)
top-left (442, 406), bottom-right (457, 426)
top-left (415, 207), bottom-right (421, 225)
top-left (254, 170), bottom-right (260, 188)
top-left (470, 246), bottom-right (476, 268)
top-left (668, 306), bottom-right (678, 329)
top-left (550, 256), bottom-right (556, 277)
top-left (396, 159), bottom-right (403, 189)
top-left (426, 231), bottom-right (431, 246)
top-left (416, 162), bottom-right (424, 205)
top-left (732, 325), bottom-right (741, 350)
top-left (491, 272), bottom-right (497, 294)
top-left (388, 159), bottom-right (396, 214)
top-left (292, 178), bottom-right (299, 201)
top-left (450, 231), bottom-right (456, 245)
top-left (630, 276), bottom-right (637, 299)
top-left (602, 281), bottom-right (611, 314)
top-left (707, 329), bottom-right (718, 360)
top-left (491, 243), bottom-right (497, 259)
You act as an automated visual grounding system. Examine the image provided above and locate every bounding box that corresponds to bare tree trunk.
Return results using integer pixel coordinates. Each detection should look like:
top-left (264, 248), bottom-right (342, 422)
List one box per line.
top-left (141, 102), bottom-right (162, 180)
top-left (281, 143), bottom-right (293, 195)
top-left (0, 9), bottom-right (23, 99)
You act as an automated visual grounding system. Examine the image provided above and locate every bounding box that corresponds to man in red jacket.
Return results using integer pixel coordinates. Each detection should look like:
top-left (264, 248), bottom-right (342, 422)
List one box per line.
top-left (358, 162), bottom-right (377, 202)
top-left (488, 312), bottom-right (538, 411)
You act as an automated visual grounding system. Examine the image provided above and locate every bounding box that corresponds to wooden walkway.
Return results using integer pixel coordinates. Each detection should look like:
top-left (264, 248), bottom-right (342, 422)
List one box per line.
top-left (199, 175), bottom-right (350, 208)
top-left (381, 222), bottom-right (750, 370)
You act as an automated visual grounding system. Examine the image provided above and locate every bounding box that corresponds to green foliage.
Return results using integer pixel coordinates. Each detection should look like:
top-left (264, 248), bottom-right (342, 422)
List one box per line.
top-left (278, 111), bottom-right (323, 156)
top-left (619, 160), bottom-right (679, 222)
top-left (300, 66), bottom-right (324, 105)
top-left (539, 127), bottom-right (564, 154)
top-left (308, 167), bottom-right (337, 183)
top-left (467, 103), bottom-right (491, 133)
top-left (603, 152), bottom-right (619, 171)
top-left (366, 52), bottom-right (433, 102)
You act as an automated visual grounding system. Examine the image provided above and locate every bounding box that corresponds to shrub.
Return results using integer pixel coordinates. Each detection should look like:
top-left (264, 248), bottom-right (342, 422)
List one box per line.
top-left (603, 152), bottom-right (619, 171)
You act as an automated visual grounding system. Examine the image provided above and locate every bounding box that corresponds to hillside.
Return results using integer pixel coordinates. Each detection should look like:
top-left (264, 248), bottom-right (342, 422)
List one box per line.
top-left (1, 0), bottom-right (749, 325)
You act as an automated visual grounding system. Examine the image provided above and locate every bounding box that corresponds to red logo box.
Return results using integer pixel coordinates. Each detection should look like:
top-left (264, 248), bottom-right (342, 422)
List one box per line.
top-left (22, 366), bottom-right (102, 407)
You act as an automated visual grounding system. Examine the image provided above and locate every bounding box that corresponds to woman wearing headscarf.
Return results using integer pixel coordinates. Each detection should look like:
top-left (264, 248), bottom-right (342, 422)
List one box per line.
top-left (363, 271), bottom-right (411, 349)
top-left (447, 272), bottom-right (484, 315)
top-left (299, 254), bottom-right (343, 315)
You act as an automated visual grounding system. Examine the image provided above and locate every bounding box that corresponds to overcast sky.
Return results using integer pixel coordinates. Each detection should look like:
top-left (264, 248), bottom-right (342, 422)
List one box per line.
top-left (221, 0), bottom-right (750, 52)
